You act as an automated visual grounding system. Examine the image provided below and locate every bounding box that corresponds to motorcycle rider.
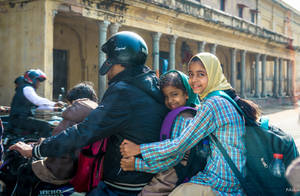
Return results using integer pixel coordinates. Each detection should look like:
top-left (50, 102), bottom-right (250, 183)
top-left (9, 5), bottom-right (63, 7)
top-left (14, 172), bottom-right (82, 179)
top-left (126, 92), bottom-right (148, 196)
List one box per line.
top-left (5, 82), bottom-right (99, 196)
top-left (8, 69), bottom-right (63, 137)
top-left (0, 76), bottom-right (25, 115)
top-left (11, 31), bottom-right (168, 195)
top-left (0, 76), bottom-right (24, 115)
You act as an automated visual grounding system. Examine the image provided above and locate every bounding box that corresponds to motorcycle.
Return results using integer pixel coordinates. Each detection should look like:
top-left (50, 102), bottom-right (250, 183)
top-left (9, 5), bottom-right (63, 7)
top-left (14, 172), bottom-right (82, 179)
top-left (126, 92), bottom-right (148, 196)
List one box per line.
top-left (0, 104), bottom-right (86, 195)
top-left (0, 145), bottom-right (84, 196)
top-left (0, 114), bottom-right (86, 195)
top-left (0, 109), bottom-right (63, 152)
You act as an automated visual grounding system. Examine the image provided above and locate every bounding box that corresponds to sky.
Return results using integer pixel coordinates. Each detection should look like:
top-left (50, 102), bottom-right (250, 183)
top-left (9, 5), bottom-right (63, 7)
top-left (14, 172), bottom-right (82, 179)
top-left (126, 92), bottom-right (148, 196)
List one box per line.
top-left (282, 0), bottom-right (300, 12)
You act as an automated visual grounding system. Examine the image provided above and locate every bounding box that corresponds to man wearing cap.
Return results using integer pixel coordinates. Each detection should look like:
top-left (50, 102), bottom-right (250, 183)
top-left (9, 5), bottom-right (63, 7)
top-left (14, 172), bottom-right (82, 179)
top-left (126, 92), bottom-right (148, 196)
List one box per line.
top-left (10, 31), bottom-right (167, 195)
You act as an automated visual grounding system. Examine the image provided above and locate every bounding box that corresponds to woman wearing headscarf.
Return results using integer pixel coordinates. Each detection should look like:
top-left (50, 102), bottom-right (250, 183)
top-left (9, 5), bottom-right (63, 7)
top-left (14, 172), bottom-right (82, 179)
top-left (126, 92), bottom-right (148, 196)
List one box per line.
top-left (120, 53), bottom-right (261, 196)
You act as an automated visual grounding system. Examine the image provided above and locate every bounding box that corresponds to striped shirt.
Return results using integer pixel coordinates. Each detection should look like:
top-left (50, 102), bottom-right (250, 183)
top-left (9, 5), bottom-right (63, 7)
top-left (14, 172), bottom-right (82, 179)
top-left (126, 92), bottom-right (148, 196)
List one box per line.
top-left (135, 96), bottom-right (246, 195)
top-left (136, 113), bottom-right (193, 173)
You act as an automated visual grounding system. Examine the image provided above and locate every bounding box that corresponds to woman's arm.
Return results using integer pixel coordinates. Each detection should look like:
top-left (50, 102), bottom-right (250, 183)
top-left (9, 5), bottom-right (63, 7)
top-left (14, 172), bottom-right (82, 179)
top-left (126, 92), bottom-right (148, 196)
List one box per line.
top-left (120, 113), bottom-right (193, 172)
top-left (134, 153), bottom-right (184, 173)
top-left (140, 103), bottom-right (216, 162)
top-left (120, 115), bottom-right (190, 157)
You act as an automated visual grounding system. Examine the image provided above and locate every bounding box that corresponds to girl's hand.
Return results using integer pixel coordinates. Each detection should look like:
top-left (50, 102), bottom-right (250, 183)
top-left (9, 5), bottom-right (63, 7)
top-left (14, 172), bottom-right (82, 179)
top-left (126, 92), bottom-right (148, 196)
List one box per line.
top-left (9, 142), bottom-right (33, 158)
top-left (120, 139), bottom-right (141, 157)
top-left (120, 156), bottom-right (135, 171)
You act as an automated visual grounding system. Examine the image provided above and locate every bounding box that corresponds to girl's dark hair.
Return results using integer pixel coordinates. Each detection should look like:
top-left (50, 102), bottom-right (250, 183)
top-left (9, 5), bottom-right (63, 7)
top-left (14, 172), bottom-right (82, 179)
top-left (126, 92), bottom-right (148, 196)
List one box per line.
top-left (159, 72), bottom-right (186, 93)
top-left (66, 81), bottom-right (98, 103)
top-left (224, 89), bottom-right (261, 122)
top-left (190, 56), bottom-right (200, 63)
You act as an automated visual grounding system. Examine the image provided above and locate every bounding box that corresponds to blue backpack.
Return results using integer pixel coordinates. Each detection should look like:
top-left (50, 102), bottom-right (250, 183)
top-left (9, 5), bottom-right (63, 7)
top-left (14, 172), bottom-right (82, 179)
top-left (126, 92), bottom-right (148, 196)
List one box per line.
top-left (207, 90), bottom-right (299, 196)
top-left (159, 106), bottom-right (209, 185)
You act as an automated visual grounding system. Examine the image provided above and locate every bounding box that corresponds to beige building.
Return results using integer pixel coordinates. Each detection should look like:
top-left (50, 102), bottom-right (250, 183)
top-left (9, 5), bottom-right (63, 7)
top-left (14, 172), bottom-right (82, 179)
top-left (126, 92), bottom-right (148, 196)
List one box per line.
top-left (0, 0), bottom-right (299, 107)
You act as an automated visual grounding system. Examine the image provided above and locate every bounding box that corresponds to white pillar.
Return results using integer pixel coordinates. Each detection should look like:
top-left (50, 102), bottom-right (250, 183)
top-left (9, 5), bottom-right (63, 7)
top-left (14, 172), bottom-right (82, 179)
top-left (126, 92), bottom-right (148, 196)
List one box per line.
top-left (168, 35), bottom-right (177, 70)
top-left (98, 20), bottom-right (110, 100)
top-left (152, 32), bottom-right (162, 76)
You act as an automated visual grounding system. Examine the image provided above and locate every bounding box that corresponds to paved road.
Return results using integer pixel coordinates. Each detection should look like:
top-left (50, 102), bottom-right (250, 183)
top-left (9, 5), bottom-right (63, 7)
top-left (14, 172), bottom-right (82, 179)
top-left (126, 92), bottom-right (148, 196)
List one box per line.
top-left (263, 104), bottom-right (300, 151)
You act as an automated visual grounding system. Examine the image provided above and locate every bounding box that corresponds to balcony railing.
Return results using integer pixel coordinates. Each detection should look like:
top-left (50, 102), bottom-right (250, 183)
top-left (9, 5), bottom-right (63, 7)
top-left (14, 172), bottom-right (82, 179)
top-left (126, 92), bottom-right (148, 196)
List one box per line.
top-left (142, 0), bottom-right (292, 45)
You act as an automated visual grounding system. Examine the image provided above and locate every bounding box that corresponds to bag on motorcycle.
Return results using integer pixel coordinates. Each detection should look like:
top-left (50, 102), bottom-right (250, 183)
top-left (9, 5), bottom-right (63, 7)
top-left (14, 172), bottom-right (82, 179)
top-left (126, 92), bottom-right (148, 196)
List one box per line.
top-left (70, 138), bottom-right (108, 192)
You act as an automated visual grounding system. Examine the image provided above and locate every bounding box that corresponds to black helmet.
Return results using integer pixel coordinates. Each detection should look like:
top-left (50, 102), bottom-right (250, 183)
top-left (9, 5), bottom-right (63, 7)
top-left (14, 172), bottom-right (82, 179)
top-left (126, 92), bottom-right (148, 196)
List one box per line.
top-left (24, 69), bottom-right (47, 86)
top-left (99, 31), bottom-right (148, 75)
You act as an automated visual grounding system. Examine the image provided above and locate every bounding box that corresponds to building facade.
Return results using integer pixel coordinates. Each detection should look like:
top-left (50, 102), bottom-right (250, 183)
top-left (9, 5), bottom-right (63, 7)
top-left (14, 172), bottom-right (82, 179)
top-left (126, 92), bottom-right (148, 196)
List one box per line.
top-left (0, 0), bottom-right (299, 107)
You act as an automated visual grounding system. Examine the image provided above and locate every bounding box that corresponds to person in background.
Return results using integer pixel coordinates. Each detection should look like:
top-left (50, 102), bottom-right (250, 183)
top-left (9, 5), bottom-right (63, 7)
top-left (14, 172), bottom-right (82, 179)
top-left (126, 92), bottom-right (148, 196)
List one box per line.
top-left (12, 82), bottom-right (99, 195)
top-left (0, 76), bottom-right (25, 115)
top-left (8, 69), bottom-right (63, 137)
top-left (0, 76), bottom-right (25, 116)
top-left (14, 76), bottom-right (24, 90)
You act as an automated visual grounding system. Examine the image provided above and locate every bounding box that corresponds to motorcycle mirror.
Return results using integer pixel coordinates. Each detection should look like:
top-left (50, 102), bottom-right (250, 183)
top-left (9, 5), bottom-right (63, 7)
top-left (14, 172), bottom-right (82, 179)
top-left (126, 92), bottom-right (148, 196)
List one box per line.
top-left (60, 87), bottom-right (65, 94)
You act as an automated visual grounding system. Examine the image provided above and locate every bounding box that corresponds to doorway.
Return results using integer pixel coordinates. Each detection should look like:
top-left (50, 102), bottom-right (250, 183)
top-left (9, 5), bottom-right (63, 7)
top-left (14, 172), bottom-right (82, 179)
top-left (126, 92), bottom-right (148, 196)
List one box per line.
top-left (53, 49), bottom-right (68, 100)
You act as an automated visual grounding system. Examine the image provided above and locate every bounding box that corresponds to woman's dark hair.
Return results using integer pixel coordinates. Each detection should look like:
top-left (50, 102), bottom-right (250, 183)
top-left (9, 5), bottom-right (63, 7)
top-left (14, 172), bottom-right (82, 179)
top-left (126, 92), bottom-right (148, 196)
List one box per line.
top-left (66, 81), bottom-right (98, 103)
top-left (190, 56), bottom-right (200, 63)
top-left (159, 72), bottom-right (186, 93)
top-left (224, 89), bottom-right (261, 122)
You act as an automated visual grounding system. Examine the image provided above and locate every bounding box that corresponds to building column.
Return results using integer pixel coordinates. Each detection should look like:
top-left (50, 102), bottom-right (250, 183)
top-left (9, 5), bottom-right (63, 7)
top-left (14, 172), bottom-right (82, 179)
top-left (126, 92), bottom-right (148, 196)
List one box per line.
top-left (109, 23), bottom-right (121, 35)
top-left (278, 58), bottom-right (283, 96)
top-left (291, 60), bottom-right (295, 96)
top-left (254, 53), bottom-right (260, 98)
top-left (240, 50), bottom-right (246, 98)
top-left (261, 54), bottom-right (267, 98)
top-left (168, 35), bottom-right (177, 70)
top-left (210, 43), bottom-right (217, 55)
top-left (273, 57), bottom-right (278, 97)
top-left (98, 20), bottom-right (110, 100)
top-left (230, 48), bottom-right (237, 88)
top-left (197, 41), bottom-right (206, 53)
top-left (152, 32), bottom-right (162, 76)
top-left (286, 60), bottom-right (291, 96)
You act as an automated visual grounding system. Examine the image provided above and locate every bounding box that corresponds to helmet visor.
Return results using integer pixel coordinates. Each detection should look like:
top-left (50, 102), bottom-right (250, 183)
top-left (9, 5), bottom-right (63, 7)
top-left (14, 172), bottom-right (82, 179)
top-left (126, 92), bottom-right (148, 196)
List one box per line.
top-left (99, 59), bottom-right (114, 75)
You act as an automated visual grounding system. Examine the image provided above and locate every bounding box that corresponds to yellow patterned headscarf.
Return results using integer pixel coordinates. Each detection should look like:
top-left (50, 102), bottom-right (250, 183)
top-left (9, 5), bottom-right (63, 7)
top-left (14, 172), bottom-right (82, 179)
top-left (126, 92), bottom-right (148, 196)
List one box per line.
top-left (189, 52), bottom-right (232, 100)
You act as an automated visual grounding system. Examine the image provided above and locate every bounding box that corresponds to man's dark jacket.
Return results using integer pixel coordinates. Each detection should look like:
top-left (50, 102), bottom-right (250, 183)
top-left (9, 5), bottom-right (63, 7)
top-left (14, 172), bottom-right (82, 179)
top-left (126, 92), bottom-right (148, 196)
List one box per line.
top-left (10, 83), bottom-right (35, 119)
top-left (38, 66), bottom-right (168, 191)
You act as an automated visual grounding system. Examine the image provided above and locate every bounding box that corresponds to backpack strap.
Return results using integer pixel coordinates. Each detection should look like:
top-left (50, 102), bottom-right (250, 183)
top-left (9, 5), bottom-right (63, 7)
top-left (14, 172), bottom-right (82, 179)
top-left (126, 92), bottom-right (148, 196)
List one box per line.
top-left (209, 134), bottom-right (256, 195)
top-left (89, 138), bottom-right (107, 190)
top-left (206, 91), bottom-right (244, 115)
top-left (206, 91), bottom-right (263, 195)
top-left (160, 106), bottom-right (196, 141)
top-left (206, 90), bottom-right (261, 126)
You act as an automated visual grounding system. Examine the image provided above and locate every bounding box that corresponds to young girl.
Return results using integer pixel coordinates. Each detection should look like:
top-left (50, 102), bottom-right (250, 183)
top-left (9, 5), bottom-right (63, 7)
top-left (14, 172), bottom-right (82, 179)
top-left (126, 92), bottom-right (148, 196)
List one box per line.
top-left (120, 52), bottom-right (261, 196)
top-left (121, 70), bottom-right (200, 195)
